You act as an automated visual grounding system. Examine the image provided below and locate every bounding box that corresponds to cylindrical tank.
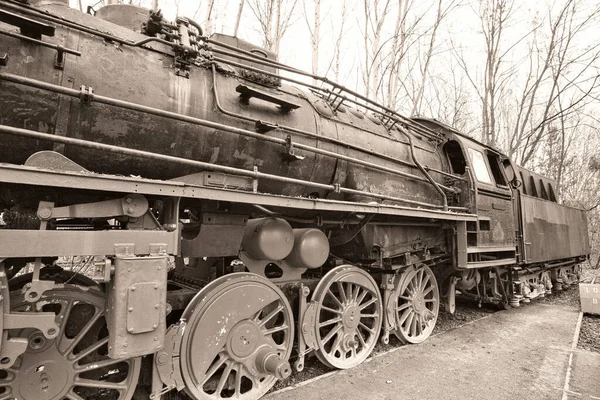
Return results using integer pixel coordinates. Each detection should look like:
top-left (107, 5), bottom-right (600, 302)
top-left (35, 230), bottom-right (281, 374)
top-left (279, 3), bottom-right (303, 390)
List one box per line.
top-left (0, 1), bottom-right (447, 206)
top-left (285, 228), bottom-right (329, 269)
top-left (241, 218), bottom-right (295, 261)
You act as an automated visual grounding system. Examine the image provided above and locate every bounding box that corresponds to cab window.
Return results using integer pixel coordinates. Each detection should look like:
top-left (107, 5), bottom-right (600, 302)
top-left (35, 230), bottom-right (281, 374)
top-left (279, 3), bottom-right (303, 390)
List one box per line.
top-left (468, 148), bottom-right (492, 184)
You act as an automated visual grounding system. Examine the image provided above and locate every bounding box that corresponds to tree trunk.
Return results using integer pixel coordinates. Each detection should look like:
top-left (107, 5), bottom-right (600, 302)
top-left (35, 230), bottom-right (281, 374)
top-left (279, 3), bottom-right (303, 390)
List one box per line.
top-left (233, 0), bottom-right (245, 37)
top-left (311, 0), bottom-right (321, 84)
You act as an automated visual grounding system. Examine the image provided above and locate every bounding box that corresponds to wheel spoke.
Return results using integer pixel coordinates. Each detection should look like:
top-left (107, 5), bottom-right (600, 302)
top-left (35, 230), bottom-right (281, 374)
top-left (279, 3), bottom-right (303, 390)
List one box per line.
top-left (65, 391), bottom-right (85, 400)
top-left (258, 304), bottom-right (284, 328)
top-left (396, 302), bottom-right (411, 312)
top-left (359, 296), bottom-right (377, 311)
top-left (352, 285), bottom-right (360, 302)
top-left (75, 357), bottom-right (123, 372)
top-left (319, 317), bottom-right (342, 328)
top-left (71, 337), bottom-right (109, 363)
top-left (345, 283), bottom-right (353, 303)
top-left (215, 362), bottom-right (234, 396)
top-left (356, 330), bottom-right (367, 347)
top-left (403, 312), bottom-right (415, 331)
top-left (410, 316), bottom-right (417, 337)
top-left (0, 391), bottom-right (13, 400)
top-left (337, 281), bottom-right (347, 303)
top-left (358, 321), bottom-right (375, 335)
top-left (415, 315), bottom-right (423, 336)
top-left (398, 308), bottom-right (411, 325)
top-left (421, 275), bottom-right (431, 293)
top-left (356, 290), bottom-right (368, 306)
top-left (263, 324), bottom-right (288, 336)
top-left (320, 323), bottom-right (342, 345)
top-left (201, 354), bottom-right (227, 385)
top-left (321, 306), bottom-right (343, 315)
top-left (360, 313), bottom-right (379, 319)
top-left (328, 334), bottom-right (342, 356)
top-left (326, 289), bottom-right (344, 309)
top-left (61, 308), bottom-right (104, 356)
top-left (423, 286), bottom-right (434, 297)
top-left (398, 295), bottom-right (412, 302)
top-left (74, 378), bottom-right (127, 390)
top-left (234, 364), bottom-right (242, 395)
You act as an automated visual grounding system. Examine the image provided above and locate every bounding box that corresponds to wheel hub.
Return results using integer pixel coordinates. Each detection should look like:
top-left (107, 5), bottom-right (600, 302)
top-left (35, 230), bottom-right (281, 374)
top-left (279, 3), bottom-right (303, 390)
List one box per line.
top-left (342, 304), bottom-right (360, 330)
top-left (227, 321), bottom-right (262, 360)
top-left (19, 350), bottom-right (71, 399)
top-left (412, 292), bottom-right (425, 313)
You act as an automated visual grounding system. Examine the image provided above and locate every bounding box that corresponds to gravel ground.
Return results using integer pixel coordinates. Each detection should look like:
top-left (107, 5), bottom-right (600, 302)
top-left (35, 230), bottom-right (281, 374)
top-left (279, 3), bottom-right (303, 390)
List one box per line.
top-left (269, 300), bottom-right (495, 393)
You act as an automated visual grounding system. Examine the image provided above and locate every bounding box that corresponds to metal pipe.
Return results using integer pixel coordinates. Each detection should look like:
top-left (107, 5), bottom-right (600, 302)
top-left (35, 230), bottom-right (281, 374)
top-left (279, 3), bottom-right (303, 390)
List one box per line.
top-left (0, 123), bottom-right (467, 211)
top-left (398, 125), bottom-right (448, 210)
top-left (0, 29), bottom-right (81, 56)
top-left (0, 72), bottom-right (455, 195)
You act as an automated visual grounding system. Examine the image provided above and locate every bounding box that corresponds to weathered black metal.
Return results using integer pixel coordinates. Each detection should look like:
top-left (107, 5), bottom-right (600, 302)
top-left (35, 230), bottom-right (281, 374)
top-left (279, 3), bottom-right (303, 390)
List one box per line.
top-left (0, 8), bottom-right (54, 39)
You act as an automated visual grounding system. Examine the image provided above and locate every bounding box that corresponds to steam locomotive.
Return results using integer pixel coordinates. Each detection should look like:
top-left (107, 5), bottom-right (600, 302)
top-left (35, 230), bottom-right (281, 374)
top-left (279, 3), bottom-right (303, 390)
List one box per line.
top-left (0, 1), bottom-right (589, 399)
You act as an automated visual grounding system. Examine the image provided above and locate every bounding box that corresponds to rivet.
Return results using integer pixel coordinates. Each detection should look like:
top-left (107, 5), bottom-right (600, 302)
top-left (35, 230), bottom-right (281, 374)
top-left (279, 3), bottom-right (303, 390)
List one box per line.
top-left (155, 304), bottom-right (159, 309)
top-left (128, 307), bottom-right (133, 312)
top-left (152, 324), bottom-right (158, 329)
top-left (154, 337), bottom-right (159, 341)
top-left (131, 287), bottom-right (135, 291)
top-left (154, 285), bottom-right (159, 290)
top-left (128, 328), bottom-right (134, 333)
top-left (127, 207), bottom-right (134, 213)
top-left (125, 197), bottom-right (132, 204)
top-left (123, 343), bottom-right (128, 347)
top-left (128, 268), bottom-right (132, 272)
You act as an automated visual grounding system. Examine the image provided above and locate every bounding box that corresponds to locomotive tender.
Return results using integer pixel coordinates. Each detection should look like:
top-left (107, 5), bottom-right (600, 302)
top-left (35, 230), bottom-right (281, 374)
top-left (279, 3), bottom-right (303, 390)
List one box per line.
top-left (0, 1), bottom-right (589, 399)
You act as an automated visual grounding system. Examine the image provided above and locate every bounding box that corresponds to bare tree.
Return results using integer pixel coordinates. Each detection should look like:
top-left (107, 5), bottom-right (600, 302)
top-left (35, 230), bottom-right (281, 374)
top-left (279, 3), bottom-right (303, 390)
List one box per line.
top-left (233, 0), bottom-right (245, 37)
top-left (362, 0), bottom-right (392, 99)
top-left (411, 0), bottom-right (457, 115)
top-left (248, 0), bottom-right (298, 53)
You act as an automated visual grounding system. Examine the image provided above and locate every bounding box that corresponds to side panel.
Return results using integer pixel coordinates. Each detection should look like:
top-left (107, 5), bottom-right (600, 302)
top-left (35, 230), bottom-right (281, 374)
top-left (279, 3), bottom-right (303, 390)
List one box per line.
top-left (520, 195), bottom-right (589, 263)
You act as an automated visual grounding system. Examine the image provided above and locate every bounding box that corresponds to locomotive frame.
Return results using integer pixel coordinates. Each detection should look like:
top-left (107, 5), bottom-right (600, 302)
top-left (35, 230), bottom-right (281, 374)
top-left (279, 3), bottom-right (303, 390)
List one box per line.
top-left (0, 1), bottom-right (589, 399)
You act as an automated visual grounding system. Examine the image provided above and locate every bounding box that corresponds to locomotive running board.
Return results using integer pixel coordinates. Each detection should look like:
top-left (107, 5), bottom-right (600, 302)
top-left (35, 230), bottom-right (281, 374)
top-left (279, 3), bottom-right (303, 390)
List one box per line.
top-left (0, 163), bottom-right (477, 223)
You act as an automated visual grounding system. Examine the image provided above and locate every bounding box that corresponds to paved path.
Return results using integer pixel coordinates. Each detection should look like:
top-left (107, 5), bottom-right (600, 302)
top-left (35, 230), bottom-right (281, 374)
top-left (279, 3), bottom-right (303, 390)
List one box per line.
top-left (267, 303), bottom-right (594, 400)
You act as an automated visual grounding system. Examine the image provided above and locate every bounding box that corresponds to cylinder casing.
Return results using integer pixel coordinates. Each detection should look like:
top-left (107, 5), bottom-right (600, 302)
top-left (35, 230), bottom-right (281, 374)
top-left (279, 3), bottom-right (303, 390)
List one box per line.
top-left (285, 228), bottom-right (329, 269)
top-left (241, 218), bottom-right (294, 261)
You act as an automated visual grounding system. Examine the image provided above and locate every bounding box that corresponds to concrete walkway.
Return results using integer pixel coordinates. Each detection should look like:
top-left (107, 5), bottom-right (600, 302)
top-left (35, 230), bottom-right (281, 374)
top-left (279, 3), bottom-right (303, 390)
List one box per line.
top-left (267, 303), bottom-right (593, 400)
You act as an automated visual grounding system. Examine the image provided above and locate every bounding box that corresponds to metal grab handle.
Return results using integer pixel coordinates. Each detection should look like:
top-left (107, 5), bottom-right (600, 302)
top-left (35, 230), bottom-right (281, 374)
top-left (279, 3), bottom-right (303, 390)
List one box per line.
top-left (0, 9), bottom-right (54, 39)
top-left (236, 84), bottom-right (301, 114)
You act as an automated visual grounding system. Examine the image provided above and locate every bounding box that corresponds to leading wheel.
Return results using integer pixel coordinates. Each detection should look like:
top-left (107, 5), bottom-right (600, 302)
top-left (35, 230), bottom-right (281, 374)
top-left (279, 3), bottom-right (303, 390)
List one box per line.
top-left (312, 265), bottom-right (382, 369)
top-left (0, 285), bottom-right (141, 400)
top-left (391, 265), bottom-right (439, 344)
top-left (180, 272), bottom-right (294, 400)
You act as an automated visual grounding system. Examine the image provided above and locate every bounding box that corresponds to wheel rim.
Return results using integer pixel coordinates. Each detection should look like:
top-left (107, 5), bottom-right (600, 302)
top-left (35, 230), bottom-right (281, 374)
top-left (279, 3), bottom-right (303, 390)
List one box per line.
top-left (392, 265), bottom-right (439, 344)
top-left (0, 286), bottom-right (140, 400)
top-left (312, 265), bottom-right (382, 369)
top-left (180, 272), bottom-right (294, 400)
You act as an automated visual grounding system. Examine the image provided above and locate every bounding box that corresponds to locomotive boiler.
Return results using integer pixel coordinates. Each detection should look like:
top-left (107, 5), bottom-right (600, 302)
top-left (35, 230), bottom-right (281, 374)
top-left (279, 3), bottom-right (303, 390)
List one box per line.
top-left (0, 1), bottom-right (590, 399)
